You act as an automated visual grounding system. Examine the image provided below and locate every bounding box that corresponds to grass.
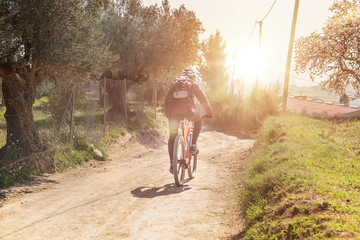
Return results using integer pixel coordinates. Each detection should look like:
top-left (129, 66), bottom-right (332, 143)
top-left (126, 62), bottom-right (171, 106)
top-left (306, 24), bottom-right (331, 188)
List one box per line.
top-left (52, 146), bottom-right (95, 172)
top-left (99, 129), bottom-right (127, 146)
top-left (0, 97), bottom-right (98, 185)
top-left (0, 105), bottom-right (5, 147)
top-left (0, 165), bottom-right (35, 188)
top-left (33, 96), bottom-right (49, 108)
top-left (0, 128), bottom-right (5, 148)
top-left (0, 96), bottom-right (161, 188)
top-left (241, 116), bottom-right (360, 239)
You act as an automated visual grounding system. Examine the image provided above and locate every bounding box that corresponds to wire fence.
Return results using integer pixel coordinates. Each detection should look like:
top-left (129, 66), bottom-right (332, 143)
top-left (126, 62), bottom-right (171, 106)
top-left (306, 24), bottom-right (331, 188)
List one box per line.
top-left (59, 78), bottom-right (153, 144)
top-left (0, 78), bottom-right (156, 149)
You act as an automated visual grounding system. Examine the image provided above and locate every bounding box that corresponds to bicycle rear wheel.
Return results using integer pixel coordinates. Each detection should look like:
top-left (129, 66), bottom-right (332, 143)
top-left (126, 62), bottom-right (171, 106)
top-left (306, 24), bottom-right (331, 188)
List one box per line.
top-left (173, 135), bottom-right (186, 187)
top-left (188, 153), bottom-right (197, 179)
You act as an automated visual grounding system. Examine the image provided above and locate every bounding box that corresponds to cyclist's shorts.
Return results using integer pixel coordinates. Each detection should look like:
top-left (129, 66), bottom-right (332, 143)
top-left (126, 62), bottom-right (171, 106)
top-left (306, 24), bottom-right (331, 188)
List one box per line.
top-left (167, 101), bottom-right (200, 121)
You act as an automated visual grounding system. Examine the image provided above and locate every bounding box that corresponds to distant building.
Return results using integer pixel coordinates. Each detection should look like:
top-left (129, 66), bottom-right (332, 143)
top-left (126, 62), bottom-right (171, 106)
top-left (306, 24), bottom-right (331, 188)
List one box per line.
top-left (340, 94), bottom-right (350, 106)
top-left (294, 95), bottom-right (307, 100)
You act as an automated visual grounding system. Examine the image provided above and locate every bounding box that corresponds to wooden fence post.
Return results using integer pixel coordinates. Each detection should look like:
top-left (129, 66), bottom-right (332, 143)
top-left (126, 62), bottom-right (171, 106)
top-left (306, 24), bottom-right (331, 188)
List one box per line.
top-left (69, 86), bottom-right (76, 143)
top-left (103, 77), bottom-right (107, 134)
top-left (124, 78), bottom-right (127, 127)
top-left (141, 84), bottom-right (144, 113)
top-left (57, 87), bottom-right (75, 133)
top-left (153, 80), bottom-right (157, 119)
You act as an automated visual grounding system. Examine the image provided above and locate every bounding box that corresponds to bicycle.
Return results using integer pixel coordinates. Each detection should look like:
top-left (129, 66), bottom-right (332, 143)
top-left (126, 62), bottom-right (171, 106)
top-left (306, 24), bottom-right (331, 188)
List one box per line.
top-left (172, 115), bottom-right (208, 187)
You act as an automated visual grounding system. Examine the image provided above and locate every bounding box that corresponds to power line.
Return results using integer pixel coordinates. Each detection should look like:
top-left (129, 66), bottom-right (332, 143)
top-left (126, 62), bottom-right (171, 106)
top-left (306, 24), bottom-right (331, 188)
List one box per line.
top-left (261, 0), bottom-right (277, 22)
top-left (270, 67), bottom-right (321, 85)
top-left (248, 22), bottom-right (257, 41)
top-left (247, 0), bottom-right (277, 42)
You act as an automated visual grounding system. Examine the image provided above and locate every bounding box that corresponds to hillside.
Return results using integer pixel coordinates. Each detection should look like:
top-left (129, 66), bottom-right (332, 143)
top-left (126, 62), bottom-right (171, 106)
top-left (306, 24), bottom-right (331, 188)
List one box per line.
top-left (241, 116), bottom-right (360, 239)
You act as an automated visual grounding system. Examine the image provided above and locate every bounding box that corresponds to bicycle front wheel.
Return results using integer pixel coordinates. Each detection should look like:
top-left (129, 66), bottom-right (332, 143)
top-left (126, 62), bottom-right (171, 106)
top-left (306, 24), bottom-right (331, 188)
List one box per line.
top-left (173, 135), bottom-right (186, 187)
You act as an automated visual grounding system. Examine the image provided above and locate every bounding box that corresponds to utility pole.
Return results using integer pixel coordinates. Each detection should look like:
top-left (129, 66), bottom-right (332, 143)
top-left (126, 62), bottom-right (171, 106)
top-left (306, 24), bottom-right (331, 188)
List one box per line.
top-left (256, 20), bottom-right (263, 87)
top-left (282, 0), bottom-right (300, 115)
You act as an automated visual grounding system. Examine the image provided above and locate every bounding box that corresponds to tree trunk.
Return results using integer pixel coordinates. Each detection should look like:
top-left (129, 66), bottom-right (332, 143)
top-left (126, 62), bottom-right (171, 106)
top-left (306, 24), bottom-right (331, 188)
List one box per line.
top-left (0, 65), bottom-right (41, 157)
top-left (99, 78), bottom-right (135, 121)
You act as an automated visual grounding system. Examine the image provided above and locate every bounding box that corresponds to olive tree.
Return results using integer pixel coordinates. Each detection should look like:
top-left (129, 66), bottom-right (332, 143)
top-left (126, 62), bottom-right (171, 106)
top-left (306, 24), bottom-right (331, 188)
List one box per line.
top-left (0, 0), bottom-right (110, 161)
top-left (101, 0), bottom-right (203, 113)
top-left (198, 30), bottom-right (229, 125)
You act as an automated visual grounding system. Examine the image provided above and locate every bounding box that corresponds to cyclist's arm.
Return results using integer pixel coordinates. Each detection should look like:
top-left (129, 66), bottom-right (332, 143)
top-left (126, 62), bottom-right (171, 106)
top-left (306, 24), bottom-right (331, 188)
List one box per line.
top-left (192, 84), bottom-right (213, 117)
top-left (164, 84), bottom-right (174, 117)
top-left (164, 85), bottom-right (173, 104)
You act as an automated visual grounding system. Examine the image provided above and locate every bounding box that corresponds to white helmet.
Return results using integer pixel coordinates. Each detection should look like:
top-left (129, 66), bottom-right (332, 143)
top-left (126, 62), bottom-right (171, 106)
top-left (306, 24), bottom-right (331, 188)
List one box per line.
top-left (181, 67), bottom-right (197, 81)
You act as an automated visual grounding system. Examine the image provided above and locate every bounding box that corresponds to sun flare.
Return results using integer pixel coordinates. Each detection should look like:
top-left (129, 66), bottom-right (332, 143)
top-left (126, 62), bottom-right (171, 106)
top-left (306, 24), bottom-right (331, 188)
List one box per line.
top-left (235, 46), bottom-right (263, 82)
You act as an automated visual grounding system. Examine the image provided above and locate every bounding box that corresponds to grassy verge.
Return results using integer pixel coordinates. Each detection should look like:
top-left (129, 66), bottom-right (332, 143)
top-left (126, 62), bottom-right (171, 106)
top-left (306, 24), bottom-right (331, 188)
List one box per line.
top-left (0, 166), bottom-right (35, 188)
top-left (1, 97), bottom-right (165, 188)
top-left (0, 105), bottom-right (5, 147)
top-left (241, 116), bottom-right (360, 239)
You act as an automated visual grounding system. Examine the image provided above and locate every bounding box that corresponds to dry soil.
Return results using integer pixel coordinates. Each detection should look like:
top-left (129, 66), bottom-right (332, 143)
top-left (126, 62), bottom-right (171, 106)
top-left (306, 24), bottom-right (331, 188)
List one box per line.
top-left (0, 129), bottom-right (255, 240)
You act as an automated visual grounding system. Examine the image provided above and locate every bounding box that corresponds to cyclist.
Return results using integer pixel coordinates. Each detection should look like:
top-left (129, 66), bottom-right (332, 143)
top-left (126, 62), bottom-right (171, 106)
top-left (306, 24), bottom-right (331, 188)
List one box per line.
top-left (164, 67), bottom-right (213, 174)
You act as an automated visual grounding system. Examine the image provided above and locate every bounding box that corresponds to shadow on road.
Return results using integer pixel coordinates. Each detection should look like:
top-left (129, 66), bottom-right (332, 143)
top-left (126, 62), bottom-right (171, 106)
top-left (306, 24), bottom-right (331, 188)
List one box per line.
top-left (24, 174), bottom-right (59, 187)
top-left (1, 174), bottom-right (58, 203)
top-left (131, 183), bottom-right (191, 198)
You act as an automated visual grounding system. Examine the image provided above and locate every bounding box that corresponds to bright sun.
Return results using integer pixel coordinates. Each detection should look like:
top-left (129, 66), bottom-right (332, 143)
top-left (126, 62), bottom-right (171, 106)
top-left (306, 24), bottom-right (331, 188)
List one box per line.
top-left (235, 46), bottom-right (263, 82)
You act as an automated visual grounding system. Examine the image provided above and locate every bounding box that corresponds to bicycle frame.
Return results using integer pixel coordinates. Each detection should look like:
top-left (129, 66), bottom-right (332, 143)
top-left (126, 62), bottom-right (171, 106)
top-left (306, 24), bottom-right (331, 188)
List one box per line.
top-left (180, 119), bottom-right (193, 162)
top-left (173, 118), bottom-right (198, 186)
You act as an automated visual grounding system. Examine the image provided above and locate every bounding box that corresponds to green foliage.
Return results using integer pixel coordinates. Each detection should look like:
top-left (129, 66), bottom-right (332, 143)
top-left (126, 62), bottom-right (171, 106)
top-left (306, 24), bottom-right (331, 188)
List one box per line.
top-left (99, 131), bottom-right (123, 146)
top-left (245, 196), bottom-right (269, 226)
top-left (0, 0), bottom-right (204, 154)
top-left (0, 106), bottom-right (5, 147)
top-left (0, 106), bottom-right (5, 117)
top-left (0, 144), bottom-right (29, 166)
top-left (52, 132), bottom-right (102, 172)
top-left (199, 30), bottom-right (229, 104)
top-left (73, 133), bottom-right (91, 151)
top-left (198, 30), bottom-right (232, 128)
top-left (36, 81), bottom-right (55, 98)
top-left (0, 166), bottom-right (34, 188)
top-left (53, 147), bottom-right (92, 173)
top-left (242, 116), bottom-right (360, 239)
top-left (0, 0), bottom-right (112, 153)
top-left (0, 129), bottom-right (5, 148)
top-left (102, 0), bottom-right (203, 83)
top-left (0, 0), bottom-right (111, 76)
top-left (47, 84), bottom-right (73, 123)
top-left (33, 97), bottom-right (48, 108)
top-left (218, 84), bottom-right (281, 134)
top-left (0, 0), bottom-right (204, 184)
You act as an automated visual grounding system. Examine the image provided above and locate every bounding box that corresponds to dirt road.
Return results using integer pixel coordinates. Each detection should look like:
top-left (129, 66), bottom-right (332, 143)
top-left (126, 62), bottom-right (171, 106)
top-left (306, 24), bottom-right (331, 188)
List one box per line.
top-left (0, 129), bottom-right (254, 240)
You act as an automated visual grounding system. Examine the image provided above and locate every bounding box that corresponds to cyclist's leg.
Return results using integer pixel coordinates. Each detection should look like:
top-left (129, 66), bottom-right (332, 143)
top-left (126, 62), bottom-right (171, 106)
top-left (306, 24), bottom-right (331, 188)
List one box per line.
top-left (168, 117), bottom-right (179, 163)
top-left (192, 119), bottom-right (201, 145)
top-left (188, 111), bottom-right (202, 151)
top-left (168, 103), bottom-right (188, 161)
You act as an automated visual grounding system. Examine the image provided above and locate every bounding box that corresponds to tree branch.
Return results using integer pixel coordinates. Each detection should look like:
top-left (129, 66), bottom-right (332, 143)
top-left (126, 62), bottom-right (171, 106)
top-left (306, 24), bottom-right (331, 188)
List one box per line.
top-left (338, 58), bottom-right (360, 83)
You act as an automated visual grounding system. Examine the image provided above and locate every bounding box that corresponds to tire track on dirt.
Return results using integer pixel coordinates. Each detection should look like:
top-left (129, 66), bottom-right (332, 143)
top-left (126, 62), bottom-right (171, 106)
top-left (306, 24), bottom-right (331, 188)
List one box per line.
top-left (0, 130), bottom-right (254, 240)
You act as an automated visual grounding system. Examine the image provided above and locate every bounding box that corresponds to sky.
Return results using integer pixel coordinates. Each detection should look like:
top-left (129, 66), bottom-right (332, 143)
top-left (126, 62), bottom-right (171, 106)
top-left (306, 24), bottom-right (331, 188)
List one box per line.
top-left (143, 0), bottom-right (336, 88)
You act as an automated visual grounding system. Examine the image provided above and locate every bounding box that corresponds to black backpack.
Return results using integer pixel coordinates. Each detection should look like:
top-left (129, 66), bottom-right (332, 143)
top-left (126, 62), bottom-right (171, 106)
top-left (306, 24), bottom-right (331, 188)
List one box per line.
top-left (171, 76), bottom-right (194, 101)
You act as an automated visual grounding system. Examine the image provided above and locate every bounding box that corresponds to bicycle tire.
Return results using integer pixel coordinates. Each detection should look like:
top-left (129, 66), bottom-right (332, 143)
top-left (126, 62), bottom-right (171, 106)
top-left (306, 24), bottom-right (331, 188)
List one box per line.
top-left (188, 153), bottom-right (197, 179)
top-left (173, 135), bottom-right (186, 187)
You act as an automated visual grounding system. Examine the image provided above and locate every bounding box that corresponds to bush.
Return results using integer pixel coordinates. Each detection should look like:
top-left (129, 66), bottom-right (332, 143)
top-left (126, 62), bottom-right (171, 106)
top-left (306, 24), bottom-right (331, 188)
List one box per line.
top-left (217, 84), bottom-right (281, 134)
top-left (52, 146), bottom-right (94, 172)
top-left (0, 166), bottom-right (34, 188)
